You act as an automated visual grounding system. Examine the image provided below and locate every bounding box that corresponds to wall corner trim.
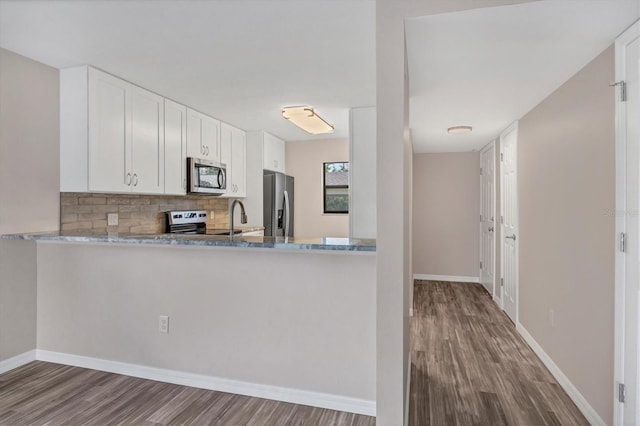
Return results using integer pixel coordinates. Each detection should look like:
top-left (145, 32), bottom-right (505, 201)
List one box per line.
top-left (413, 274), bottom-right (479, 283)
top-left (34, 350), bottom-right (376, 416)
top-left (0, 350), bottom-right (36, 375)
top-left (404, 352), bottom-right (411, 426)
top-left (516, 324), bottom-right (606, 426)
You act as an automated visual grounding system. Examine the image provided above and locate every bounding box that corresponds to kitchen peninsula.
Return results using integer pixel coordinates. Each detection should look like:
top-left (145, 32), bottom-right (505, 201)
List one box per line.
top-left (0, 231), bottom-right (376, 415)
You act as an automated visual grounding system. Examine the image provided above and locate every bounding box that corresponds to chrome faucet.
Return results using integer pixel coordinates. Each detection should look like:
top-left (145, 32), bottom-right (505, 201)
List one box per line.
top-left (229, 200), bottom-right (248, 236)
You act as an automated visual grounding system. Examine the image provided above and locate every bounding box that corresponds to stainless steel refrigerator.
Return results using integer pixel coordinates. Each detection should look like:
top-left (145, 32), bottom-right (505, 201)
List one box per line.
top-left (263, 171), bottom-right (294, 237)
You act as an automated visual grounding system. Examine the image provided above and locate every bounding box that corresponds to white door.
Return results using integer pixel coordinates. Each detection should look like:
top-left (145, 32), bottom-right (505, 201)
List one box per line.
top-left (500, 123), bottom-right (518, 322)
top-left (480, 142), bottom-right (496, 296)
top-left (614, 20), bottom-right (640, 426)
top-left (164, 99), bottom-right (187, 195)
top-left (129, 86), bottom-right (164, 194)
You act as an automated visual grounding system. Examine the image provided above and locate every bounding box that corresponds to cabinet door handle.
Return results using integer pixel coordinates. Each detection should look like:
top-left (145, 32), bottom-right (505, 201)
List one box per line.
top-left (126, 173), bottom-right (132, 186)
top-left (133, 174), bottom-right (138, 187)
top-left (183, 178), bottom-right (186, 190)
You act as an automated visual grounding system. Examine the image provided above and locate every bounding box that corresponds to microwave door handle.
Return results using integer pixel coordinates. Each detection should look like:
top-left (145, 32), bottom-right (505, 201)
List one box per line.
top-left (284, 190), bottom-right (290, 237)
top-left (218, 169), bottom-right (224, 189)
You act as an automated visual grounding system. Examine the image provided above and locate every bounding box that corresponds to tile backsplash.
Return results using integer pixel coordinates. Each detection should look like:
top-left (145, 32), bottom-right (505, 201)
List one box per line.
top-left (60, 193), bottom-right (229, 234)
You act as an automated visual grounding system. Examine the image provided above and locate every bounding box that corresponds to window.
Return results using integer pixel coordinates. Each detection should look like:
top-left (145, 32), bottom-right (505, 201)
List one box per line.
top-left (323, 162), bottom-right (349, 214)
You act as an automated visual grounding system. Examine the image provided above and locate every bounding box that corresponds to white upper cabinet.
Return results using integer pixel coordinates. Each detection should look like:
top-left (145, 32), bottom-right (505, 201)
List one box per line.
top-left (61, 66), bottom-right (164, 194)
top-left (87, 68), bottom-right (129, 193)
top-left (262, 132), bottom-right (286, 173)
top-left (187, 108), bottom-right (220, 163)
top-left (164, 99), bottom-right (188, 195)
top-left (221, 123), bottom-right (247, 198)
top-left (128, 85), bottom-right (164, 194)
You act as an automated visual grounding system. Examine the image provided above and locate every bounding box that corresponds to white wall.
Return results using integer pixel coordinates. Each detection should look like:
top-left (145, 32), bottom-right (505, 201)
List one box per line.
top-left (0, 48), bottom-right (59, 363)
top-left (36, 242), bottom-right (376, 409)
top-left (518, 46), bottom-right (615, 422)
top-left (412, 152), bottom-right (480, 278)
top-left (0, 48), bottom-right (60, 233)
top-left (350, 107), bottom-right (377, 239)
top-left (285, 138), bottom-right (349, 238)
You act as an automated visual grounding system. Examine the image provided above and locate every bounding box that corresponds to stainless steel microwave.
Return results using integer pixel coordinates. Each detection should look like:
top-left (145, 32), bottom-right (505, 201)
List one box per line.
top-left (187, 157), bottom-right (227, 195)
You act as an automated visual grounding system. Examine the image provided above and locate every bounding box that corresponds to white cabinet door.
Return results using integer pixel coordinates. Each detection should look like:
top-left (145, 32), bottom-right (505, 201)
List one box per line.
top-left (130, 86), bottom-right (164, 194)
top-left (165, 100), bottom-right (187, 195)
top-left (220, 123), bottom-right (233, 197)
top-left (231, 127), bottom-right (246, 197)
top-left (88, 68), bottom-right (130, 193)
top-left (187, 108), bottom-right (220, 162)
top-left (263, 132), bottom-right (285, 173)
top-left (202, 115), bottom-right (220, 162)
top-left (221, 123), bottom-right (246, 198)
top-left (187, 108), bottom-right (204, 158)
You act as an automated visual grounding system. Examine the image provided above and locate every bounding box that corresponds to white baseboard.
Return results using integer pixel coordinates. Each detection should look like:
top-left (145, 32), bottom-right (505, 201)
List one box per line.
top-left (0, 350), bottom-right (36, 374)
top-left (35, 350), bottom-right (375, 416)
top-left (516, 324), bottom-right (605, 426)
top-left (413, 274), bottom-right (479, 283)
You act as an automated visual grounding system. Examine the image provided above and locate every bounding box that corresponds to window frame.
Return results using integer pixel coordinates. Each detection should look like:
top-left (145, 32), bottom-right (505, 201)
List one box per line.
top-left (323, 161), bottom-right (349, 214)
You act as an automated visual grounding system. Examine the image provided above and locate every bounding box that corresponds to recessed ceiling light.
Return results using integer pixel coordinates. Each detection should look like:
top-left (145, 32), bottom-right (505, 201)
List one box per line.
top-left (447, 125), bottom-right (473, 134)
top-left (282, 106), bottom-right (335, 135)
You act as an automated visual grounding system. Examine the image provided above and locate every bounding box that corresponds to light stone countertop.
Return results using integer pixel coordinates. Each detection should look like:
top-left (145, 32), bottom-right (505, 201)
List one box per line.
top-left (1, 231), bottom-right (376, 252)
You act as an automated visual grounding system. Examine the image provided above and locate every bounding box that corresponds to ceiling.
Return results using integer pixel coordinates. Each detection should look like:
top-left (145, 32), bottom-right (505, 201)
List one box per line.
top-left (406, 1), bottom-right (639, 153)
top-left (1, 1), bottom-right (638, 150)
top-left (0, 0), bottom-right (376, 142)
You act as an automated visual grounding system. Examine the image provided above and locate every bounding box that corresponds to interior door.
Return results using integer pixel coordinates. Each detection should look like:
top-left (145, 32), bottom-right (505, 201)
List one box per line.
top-left (500, 123), bottom-right (518, 323)
top-left (480, 142), bottom-right (496, 296)
top-left (615, 20), bottom-right (640, 426)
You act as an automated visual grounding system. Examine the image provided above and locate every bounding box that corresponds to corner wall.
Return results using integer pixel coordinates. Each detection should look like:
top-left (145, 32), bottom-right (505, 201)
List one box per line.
top-left (0, 48), bottom-right (59, 363)
top-left (412, 152), bottom-right (480, 278)
top-left (518, 45), bottom-right (615, 422)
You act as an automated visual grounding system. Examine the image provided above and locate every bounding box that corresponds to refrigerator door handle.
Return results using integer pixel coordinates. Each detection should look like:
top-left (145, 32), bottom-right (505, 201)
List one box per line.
top-left (284, 190), bottom-right (290, 237)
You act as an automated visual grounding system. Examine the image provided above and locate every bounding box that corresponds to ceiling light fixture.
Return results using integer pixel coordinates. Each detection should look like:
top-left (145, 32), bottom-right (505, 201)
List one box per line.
top-left (282, 106), bottom-right (335, 135)
top-left (447, 125), bottom-right (473, 134)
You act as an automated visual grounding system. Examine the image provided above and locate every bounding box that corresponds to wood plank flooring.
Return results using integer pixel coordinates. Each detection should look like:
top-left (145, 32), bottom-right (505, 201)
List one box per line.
top-left (409, 280), bottom-right (588, 426)
top-left (0, 362), bottom-right (375, 425)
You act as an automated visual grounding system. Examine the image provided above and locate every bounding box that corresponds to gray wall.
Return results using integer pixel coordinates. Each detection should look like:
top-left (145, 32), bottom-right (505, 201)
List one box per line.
top-left (0, 48), bottom-right (59, 362)
top-left (37, 242), bottom-right (376, 404)
top-left (0, 48), bottom-right (60, 234)
top-left (518, 45), bottom-right (615, 422)
top-left (413, 152), bottom-right (480, 278)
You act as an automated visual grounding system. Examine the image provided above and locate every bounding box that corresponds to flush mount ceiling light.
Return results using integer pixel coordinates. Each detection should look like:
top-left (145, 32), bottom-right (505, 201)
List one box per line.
top-left (447, 125), bottom-right (473, 134)
top-left (282, 106), bottom-right (335, 135)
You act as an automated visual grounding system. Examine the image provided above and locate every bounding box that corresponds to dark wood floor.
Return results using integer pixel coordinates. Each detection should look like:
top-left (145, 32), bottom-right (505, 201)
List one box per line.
top-left (0, 361), bottom-right (375, 425)
top-left (409, 280), bottom-right (588, 426)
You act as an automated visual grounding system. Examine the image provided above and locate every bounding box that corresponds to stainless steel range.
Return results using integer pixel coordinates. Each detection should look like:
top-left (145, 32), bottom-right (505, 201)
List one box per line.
top-left (165, 210), bottom-right (208, 234)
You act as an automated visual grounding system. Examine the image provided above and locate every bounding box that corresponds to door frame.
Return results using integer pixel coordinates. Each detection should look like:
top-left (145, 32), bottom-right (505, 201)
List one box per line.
top-left (614, 19), bottom-right (640, 426)
top-left (499, 121), bottom-right (519, 321)
top-left (479, 140), bottom-right (497, 298)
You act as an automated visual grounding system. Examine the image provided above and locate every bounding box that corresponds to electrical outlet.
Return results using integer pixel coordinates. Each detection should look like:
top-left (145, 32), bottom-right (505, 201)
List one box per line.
top-left (107, 213), bottom-right (119, 226)
top-left (549, 309), bottom-right (555, 328)
top-left (159, 315), bottom-right (169, 333)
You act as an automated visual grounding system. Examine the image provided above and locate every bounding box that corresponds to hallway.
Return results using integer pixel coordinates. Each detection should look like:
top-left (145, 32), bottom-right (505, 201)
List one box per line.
top-left (409, 280), bottom-right (588, 425)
